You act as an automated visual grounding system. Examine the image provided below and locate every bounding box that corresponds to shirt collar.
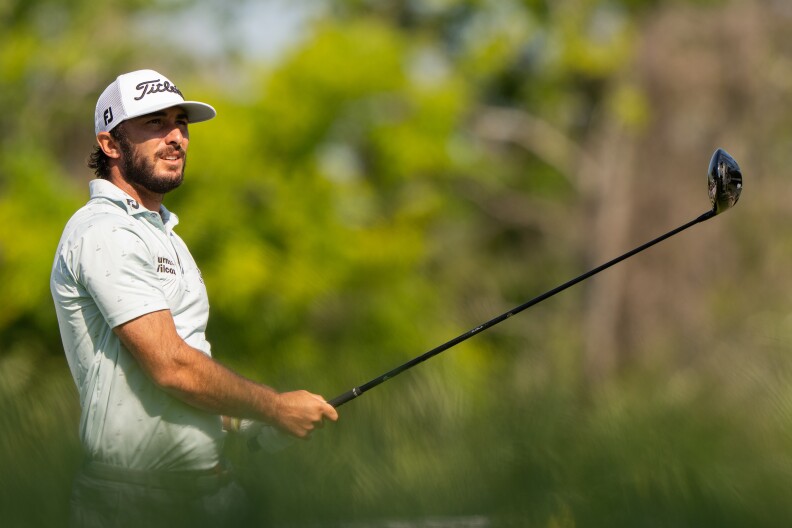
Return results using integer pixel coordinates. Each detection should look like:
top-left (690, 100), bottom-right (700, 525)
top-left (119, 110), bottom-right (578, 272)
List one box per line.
top-left (89, 179), bottom-right (180, 230)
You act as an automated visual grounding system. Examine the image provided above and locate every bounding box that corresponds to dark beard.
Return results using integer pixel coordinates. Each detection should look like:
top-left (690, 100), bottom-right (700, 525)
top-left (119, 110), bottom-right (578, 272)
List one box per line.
top-left (118, 136), bottom-right (185, 194)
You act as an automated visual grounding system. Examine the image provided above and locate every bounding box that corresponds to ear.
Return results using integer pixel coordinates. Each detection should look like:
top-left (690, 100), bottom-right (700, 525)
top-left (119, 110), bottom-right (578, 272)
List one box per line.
top-left (97, 131), bottom-right (122, 159)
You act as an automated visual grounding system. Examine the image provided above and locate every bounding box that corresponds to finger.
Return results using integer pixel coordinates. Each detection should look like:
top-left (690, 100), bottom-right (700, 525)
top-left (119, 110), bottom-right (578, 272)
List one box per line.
top-left (294, 424), bottom-right (313, 440)
top-left (322, 404), bottom-right (339, 422)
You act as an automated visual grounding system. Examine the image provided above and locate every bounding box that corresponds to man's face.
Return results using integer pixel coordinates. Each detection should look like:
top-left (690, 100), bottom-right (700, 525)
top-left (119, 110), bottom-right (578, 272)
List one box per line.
top-left (116, 106), bottom-right (190, 194)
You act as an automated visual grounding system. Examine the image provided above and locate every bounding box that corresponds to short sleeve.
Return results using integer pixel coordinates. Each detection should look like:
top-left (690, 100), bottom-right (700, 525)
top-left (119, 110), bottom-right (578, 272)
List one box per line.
top-left (71, 220), bottom-right (170, 328)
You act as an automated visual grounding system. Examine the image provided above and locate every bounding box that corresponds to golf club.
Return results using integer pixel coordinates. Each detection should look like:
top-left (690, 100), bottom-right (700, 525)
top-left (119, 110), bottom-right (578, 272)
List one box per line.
top-left (323, 148), bottom-right (742, 409)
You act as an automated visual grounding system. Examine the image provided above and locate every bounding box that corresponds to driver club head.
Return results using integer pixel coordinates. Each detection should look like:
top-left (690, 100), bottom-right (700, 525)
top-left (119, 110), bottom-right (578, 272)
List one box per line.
top-left (708, 148), bottom-right (742, 215)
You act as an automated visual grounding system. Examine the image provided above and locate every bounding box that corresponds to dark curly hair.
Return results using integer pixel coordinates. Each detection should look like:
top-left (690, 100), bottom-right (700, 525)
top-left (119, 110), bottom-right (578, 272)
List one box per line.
top-left (87, 124), bottom-right (128, 179)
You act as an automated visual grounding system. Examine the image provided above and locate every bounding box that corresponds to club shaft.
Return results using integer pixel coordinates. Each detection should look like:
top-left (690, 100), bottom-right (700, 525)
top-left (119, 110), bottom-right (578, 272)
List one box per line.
top-left (328, 210), bottom-right (716, 408)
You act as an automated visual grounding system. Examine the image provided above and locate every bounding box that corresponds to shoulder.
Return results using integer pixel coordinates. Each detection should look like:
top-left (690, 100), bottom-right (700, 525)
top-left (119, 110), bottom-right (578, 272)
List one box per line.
top-left (58, 203), bottom-right (153, 266)
top-left (64, 199), bottom-right (128, 229)
top-left (63, 201), bottom-right (142, 242)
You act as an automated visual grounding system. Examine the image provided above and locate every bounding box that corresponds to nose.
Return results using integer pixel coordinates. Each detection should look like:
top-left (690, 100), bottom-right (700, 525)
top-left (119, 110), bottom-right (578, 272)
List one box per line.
top-left (164, 125), bottom-right (186, 148)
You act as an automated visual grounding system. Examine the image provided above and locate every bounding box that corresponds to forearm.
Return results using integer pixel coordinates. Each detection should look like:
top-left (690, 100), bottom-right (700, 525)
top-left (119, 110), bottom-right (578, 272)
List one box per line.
top-left (114, 309), bottom-right (337, 437)
top-left (157, 340), bottom-right (281, 423)
top-left (115, 310), bottom-right (279, 423)
top-left (155, 346), bottom-right (336, 437)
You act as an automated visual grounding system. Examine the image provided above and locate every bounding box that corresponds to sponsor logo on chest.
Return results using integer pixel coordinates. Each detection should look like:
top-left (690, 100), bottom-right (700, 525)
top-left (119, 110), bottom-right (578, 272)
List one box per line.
top-left (157, 256), bottom-right (177, 276)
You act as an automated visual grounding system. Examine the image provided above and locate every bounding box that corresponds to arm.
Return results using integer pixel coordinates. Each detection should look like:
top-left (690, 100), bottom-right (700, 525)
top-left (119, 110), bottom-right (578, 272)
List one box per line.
top-left (114, 309), bottom-right (338, 438)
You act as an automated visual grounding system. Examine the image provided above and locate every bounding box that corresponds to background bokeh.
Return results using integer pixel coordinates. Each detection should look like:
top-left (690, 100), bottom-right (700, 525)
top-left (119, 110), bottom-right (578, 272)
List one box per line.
top-left (2, 0), bottom-right (792, 526)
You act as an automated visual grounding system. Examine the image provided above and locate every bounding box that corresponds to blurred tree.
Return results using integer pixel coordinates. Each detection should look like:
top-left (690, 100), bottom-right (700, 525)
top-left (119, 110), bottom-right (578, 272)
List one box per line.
top-left (315, 0), bottom-right (742, 386)
top-left (174, 18), bottom-right (476, 395)
top-left (0, 0), bottom-right (207, 356)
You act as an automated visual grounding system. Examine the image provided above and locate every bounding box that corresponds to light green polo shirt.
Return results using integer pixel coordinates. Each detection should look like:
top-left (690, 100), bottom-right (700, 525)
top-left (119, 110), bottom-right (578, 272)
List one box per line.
top-left (50, 179), bottom-right (223, 471)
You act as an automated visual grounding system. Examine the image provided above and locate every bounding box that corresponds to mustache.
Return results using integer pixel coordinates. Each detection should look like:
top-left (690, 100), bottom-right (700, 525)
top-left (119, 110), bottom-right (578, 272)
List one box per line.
top-left (156, 145), bottom-right (185, 159)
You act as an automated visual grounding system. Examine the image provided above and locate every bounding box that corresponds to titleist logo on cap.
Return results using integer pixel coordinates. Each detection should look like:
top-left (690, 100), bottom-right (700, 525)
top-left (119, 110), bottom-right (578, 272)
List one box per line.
top-left (94, 69), bottom-right (217, 134)
top-left (134, 79), bottom-right (184, 101)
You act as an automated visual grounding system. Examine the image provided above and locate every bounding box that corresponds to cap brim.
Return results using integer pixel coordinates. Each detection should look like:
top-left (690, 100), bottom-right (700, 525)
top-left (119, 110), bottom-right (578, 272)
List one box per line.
top-left (181, 101), bottom-right (216, 124)
top-left (126, 100), bottom-right (217, 125)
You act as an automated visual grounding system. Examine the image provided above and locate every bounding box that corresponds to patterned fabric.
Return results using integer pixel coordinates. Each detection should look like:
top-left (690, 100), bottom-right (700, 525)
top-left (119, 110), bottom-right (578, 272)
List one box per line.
top-left (51, 179), bottom-right (223, 470)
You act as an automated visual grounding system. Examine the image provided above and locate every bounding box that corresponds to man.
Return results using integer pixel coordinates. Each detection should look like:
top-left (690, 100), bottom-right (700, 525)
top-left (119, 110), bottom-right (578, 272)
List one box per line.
top-left (50, 69), bottom-right (338, 527)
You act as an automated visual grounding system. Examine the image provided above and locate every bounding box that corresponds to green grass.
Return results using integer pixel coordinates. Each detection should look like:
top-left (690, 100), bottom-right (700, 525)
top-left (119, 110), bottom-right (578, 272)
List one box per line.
top-left (7, 346), bottom-right (792, 527)
top-left (0, 350), bottom-right (81, 528)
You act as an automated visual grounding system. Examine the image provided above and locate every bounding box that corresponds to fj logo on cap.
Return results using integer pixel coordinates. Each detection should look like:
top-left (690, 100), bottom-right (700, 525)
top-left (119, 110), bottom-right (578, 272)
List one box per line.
top-left (103, 107), bottom-right (114, 126)
top-left (134, 79), bottom-right (184, 101)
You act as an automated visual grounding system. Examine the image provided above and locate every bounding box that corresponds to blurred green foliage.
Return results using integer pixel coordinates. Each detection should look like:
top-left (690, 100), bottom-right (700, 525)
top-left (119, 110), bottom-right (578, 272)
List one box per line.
top-left (5, 0), bottom-right (792, 526)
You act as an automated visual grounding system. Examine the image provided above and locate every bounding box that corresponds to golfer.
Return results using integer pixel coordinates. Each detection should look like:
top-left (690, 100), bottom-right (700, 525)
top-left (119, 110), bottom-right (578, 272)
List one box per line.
top-left (50, 69), bottom-right (338, 527)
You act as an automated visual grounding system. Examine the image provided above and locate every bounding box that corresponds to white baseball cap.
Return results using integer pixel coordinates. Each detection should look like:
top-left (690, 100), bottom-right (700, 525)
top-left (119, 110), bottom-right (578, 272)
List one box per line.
top-left (94, 69), bottom-right (216, 134)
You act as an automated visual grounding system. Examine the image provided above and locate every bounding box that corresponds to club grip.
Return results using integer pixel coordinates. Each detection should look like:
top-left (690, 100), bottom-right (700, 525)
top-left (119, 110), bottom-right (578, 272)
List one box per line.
top-left (328, 389), bottom-right (358, 408)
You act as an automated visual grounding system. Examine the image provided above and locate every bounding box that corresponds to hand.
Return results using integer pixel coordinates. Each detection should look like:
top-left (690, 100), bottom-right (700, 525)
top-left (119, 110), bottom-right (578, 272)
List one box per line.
top-left (273, 390), bottom-right (339, 439)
